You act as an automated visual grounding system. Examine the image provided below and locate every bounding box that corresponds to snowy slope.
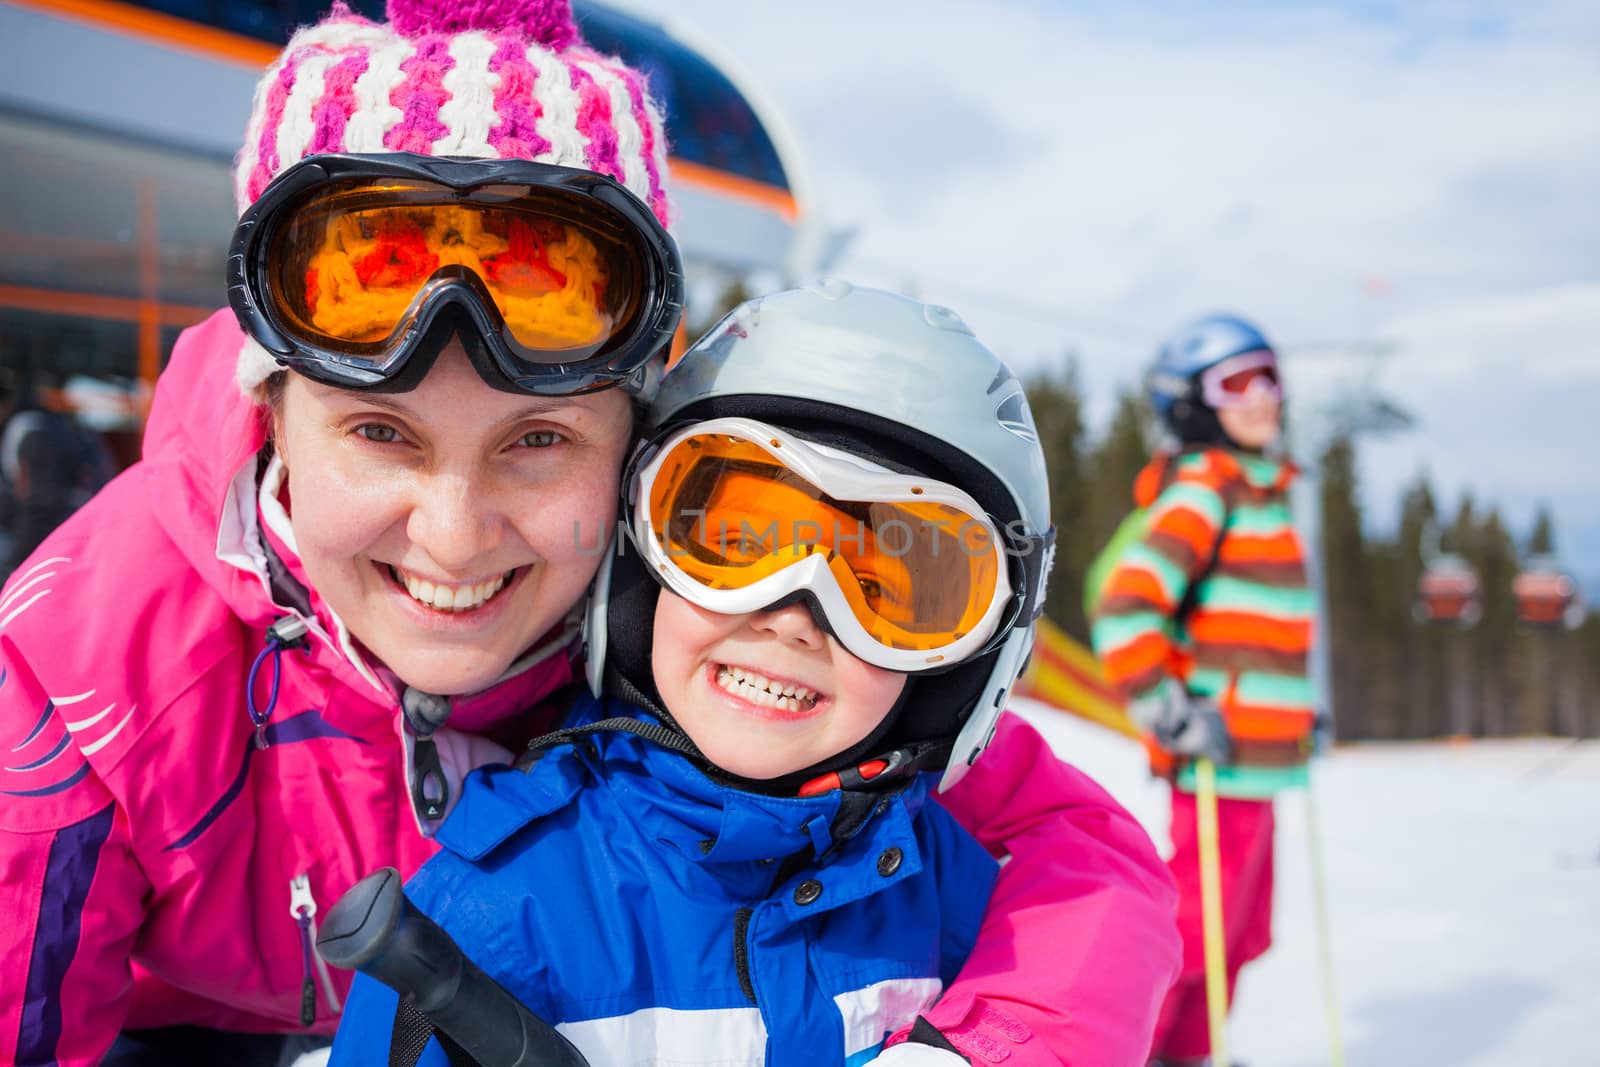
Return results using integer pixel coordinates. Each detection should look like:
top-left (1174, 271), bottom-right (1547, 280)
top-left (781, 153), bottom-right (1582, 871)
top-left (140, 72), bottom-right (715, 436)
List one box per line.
top-left (1010, 699), bottom-right (1600, 1067)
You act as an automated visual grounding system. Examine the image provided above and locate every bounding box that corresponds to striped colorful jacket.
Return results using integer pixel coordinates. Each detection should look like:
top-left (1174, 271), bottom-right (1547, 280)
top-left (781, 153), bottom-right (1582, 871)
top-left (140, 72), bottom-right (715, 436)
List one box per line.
top-left (1091, 448), bottom-right (1316, 772)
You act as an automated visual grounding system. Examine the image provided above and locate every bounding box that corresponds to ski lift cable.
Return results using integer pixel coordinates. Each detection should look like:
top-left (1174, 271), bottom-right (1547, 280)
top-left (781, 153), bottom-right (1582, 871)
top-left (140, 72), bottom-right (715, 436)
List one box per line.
top-left (839, 257), bottom-right (1411, 366)
top-left (834, 254), bottom-right (1154, 347)
top-left (819, 254), bottom-right (1417, 402)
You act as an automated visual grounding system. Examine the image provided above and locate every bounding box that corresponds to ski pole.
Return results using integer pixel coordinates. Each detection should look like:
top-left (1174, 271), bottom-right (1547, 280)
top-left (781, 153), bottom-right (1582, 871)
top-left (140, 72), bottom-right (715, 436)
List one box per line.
top-left (1304, 775), bottom-right (1346, 1067)
top-left (318, 867), bottom-right (590, 1067)
top-left (1195, 757), bottom-right (1229, 1067)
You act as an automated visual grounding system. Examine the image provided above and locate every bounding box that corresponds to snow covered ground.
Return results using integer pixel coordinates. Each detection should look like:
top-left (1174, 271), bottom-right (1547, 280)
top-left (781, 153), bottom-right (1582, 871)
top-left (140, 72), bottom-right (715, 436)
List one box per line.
top-left (1011, 699), bottom-right (1600, 1067)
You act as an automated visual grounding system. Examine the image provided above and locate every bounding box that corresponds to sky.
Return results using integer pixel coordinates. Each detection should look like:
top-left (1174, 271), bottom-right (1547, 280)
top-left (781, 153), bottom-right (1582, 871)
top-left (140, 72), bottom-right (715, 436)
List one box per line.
top-left (634, 0), bottom-right (1600, 580)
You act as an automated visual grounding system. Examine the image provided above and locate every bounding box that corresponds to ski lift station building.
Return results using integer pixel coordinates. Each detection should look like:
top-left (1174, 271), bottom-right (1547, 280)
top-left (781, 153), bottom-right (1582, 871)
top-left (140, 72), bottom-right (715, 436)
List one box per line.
top-left (0, 0), bottom-right (817, 440)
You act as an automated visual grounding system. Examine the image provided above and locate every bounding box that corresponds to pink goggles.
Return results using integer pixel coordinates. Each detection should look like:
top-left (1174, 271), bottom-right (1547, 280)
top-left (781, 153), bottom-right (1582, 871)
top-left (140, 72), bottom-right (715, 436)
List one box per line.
top-left (1200, 350), bottom-right (1281, 409)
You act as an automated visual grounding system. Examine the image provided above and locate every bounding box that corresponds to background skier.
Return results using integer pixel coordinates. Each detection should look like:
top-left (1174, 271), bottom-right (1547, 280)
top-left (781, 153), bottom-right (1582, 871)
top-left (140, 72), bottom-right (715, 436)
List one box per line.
top-left (1092, 314), bottom-right (1318, 1067)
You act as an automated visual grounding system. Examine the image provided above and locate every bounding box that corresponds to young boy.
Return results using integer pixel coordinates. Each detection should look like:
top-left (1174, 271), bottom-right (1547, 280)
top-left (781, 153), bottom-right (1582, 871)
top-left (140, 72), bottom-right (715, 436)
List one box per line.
top-left (328, 283), bottom-right (1057, 1066)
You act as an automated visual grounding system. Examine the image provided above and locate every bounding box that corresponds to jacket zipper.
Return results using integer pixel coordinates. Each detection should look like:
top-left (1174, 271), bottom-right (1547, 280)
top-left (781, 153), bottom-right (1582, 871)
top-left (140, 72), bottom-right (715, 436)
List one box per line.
top-left (289, 873), bottom-right (344, 1025)
top-left (733, 906), bottom-right (756, 1004)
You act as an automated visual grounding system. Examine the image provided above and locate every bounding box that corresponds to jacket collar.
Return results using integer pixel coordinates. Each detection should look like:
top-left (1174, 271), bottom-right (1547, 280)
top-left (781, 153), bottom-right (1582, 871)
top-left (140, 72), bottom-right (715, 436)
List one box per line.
top-left (438, 695), bottom-right (931, 913)
top-left (1134, 445), bottom-right (1297, 506)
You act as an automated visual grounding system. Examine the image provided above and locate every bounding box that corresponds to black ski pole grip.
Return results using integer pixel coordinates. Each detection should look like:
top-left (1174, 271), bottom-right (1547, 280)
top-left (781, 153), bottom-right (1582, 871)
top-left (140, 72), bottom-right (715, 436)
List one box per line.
top-left (317, 868), bottom-right (590, 1067)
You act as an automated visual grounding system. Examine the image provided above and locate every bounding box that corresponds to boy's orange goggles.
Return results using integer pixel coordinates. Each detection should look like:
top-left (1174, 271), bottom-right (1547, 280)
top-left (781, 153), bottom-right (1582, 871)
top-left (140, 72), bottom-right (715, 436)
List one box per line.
top-left (631, 419), bottom-right (1014, 671)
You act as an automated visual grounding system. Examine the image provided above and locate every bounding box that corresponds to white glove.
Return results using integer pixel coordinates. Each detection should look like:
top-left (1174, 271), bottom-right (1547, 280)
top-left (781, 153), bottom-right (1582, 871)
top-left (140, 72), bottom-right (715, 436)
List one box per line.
top-left (866, 1042), bottom-right (969, 1067)
top-left (1130, 681), bottom-right (1235, 765)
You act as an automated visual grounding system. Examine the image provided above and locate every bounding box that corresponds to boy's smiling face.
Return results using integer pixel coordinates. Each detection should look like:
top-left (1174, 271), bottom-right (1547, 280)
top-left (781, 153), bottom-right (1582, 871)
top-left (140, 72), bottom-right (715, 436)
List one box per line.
top-left (650, 590), bottom-right (907, 783)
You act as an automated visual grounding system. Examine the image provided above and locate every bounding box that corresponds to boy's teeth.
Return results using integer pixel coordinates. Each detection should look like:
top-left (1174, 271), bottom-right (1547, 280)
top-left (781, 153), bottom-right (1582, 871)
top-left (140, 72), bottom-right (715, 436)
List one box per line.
top-left (398, 568), bottom-right (509, 612)
top-left (715, 666), bottom-right (818, 710)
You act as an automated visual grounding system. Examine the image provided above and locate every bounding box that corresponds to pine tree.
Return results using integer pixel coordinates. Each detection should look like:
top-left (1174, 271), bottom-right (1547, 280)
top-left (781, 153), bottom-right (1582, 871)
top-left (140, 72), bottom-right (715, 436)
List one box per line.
top-left (1517, 506), bottom-right (1580, 735)
top-left (1317, 436), bottom-right (1368, 737)
top-left (1362, 534), bottom-right (1409, 738)
top-left (1577, 616), bottom-right (1600, 737)
top-left (1088, 389), bottom-right (1153, 557)
top-left (1443, 496), bottom-right (1481, 735)
top-left (1024, 362), bottom-right (1092, 638)
top-left (1528, 507), bottom-right (1556, 555)
top-left (1398, 478), bottom-right (1449, 737)
top-left (1470, 509), bottom-right (1519, 736)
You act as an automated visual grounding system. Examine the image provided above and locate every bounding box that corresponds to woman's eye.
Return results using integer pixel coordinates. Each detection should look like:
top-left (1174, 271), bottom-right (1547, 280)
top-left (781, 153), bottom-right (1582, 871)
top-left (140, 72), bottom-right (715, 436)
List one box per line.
top-left (857, 576), bottom-right (884, 600)
top-left (356, 423), bottom-right (399, 443)
top-left (519, 430), bottom-right (563, 448)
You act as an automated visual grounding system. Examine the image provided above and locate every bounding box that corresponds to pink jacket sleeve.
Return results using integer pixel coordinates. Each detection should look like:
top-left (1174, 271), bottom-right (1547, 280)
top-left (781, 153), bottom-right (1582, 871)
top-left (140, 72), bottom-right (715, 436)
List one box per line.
top-left (0, 638), bottom-right (147, 1067)
top-left (924, 711), bottom-right (1180, 1066)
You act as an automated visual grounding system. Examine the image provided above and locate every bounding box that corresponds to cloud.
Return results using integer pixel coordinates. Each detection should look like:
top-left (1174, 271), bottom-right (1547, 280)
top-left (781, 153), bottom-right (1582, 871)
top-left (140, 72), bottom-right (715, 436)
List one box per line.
top-left (792, 72), bottom-right (1029, 199)
top-left (1383, 283), bottom-right (1600, 385)
top-left (1357, 283), bottom-right (1600, 538)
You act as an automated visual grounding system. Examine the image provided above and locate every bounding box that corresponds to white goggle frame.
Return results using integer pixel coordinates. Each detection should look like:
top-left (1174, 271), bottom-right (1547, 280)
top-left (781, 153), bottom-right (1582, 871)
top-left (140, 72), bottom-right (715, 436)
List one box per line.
top-left (1199, 349), bottom-right (1281, 409)
top-left (628, 416), bottom-right (1015, 673)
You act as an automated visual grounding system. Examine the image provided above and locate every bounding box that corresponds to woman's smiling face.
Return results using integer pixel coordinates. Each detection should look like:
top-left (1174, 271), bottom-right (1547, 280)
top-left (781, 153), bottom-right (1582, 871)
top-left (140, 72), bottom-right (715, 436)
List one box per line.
top-left (274, 343), bottom-right (634, 695)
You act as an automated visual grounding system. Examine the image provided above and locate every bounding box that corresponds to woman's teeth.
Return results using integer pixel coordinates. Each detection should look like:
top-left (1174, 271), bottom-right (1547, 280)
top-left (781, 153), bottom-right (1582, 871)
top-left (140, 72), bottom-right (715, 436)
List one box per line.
top-left (715, 666), bottom-right (819, 713)
top-left (393, 567), bottom-right (510, 612)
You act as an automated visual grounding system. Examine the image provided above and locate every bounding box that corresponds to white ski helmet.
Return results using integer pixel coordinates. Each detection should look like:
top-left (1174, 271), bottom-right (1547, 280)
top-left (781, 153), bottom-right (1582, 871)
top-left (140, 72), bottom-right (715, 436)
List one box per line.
top-left (586, 282), bottom-right (1054, 792)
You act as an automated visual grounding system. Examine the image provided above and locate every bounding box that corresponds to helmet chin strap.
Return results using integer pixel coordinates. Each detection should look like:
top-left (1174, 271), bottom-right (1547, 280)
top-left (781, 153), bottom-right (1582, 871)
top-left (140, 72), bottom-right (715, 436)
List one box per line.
top-left (716, 677), bottom-right (925, 798)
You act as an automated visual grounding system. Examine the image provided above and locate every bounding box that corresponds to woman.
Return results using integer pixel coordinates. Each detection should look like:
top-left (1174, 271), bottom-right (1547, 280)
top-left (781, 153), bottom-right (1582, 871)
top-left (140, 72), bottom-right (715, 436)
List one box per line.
top-left (0, 2), bottom-right (1178, 1064)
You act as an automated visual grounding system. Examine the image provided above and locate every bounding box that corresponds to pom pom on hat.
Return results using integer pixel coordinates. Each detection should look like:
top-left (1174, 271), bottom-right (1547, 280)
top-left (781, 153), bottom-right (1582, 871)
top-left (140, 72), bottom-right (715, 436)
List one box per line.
top-left (388, 0), bottom-right (578, 49)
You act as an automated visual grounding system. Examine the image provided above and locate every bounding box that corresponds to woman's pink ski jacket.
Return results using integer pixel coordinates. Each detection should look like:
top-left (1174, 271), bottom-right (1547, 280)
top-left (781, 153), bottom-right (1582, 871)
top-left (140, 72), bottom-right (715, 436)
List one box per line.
top-left (0, 311), bottom-right (1179, 1066)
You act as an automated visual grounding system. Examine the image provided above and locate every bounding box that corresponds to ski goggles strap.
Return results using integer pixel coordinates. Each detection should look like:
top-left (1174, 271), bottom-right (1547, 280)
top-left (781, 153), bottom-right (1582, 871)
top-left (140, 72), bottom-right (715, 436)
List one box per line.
top-left (229, 153), bottom-right (683, 396)
top-left (629, 417), bottom-right (1019, 673)
top-left (1008, 522), bottom-right (1055, 625)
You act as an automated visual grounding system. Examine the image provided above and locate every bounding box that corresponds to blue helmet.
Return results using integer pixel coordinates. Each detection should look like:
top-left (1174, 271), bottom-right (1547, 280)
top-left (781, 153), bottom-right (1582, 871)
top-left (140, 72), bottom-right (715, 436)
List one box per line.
top-left (1146, 313), bottom-right (1277, 445)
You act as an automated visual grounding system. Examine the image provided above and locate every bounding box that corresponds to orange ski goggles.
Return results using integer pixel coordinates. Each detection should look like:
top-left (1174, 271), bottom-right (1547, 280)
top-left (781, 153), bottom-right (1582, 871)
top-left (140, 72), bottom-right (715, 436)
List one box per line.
top-left (629, 418), bottom-right (1014, 672)
top-left (229, 153), bottom-right (682, 395)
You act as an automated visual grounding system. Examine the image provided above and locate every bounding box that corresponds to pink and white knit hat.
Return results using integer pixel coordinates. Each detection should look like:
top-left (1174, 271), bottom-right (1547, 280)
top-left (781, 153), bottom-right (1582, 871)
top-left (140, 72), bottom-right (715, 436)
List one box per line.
top-left (232, 0), bottom-right (673, 394)
top-left (234, 0), bottom-right (671, 223)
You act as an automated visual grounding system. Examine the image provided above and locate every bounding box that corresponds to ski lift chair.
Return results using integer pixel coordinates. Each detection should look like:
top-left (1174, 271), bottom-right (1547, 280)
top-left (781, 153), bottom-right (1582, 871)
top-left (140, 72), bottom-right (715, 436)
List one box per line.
top-left (1414, 555), bottom-right (1483, 626)
top-left (1513, 556), bottom-right (1586, 630)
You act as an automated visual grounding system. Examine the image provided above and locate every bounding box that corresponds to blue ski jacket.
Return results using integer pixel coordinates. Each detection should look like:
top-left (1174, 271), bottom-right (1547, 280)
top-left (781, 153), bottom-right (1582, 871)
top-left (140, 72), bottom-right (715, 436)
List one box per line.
top-left (330, 694), bottom-right (999, 1067)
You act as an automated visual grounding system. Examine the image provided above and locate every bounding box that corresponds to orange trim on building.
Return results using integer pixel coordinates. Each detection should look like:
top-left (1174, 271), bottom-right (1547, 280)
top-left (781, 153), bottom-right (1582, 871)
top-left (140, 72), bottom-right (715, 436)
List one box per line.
top-left (17, 0), bottom-right (802, 224)
top-left (668, 158), bottom-right (798, 221)
top-left (0, 283), bottom-right (213, 330)
top-left (136, 179), bottom-right (163, 399)
top-left (14, 0), bottom-right (279, 67)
